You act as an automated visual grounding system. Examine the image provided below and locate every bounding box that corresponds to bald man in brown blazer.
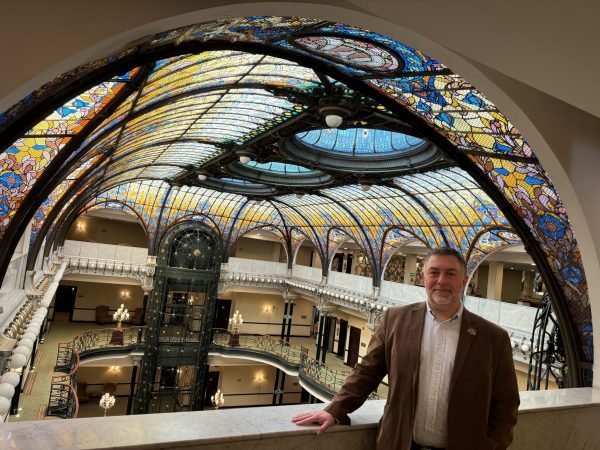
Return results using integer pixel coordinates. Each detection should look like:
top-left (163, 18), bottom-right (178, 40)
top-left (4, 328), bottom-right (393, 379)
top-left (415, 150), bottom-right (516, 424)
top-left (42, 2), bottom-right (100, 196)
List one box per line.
top-left (293, 248), bottom-right (520, 450)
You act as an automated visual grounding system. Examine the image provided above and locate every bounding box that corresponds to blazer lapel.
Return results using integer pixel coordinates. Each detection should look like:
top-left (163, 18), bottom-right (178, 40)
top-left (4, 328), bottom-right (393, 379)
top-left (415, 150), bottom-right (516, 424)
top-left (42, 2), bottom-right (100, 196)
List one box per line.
top-left (449, 307), bottom-right (476, 395)
top-left (409, 303), bottom-right (426, 403)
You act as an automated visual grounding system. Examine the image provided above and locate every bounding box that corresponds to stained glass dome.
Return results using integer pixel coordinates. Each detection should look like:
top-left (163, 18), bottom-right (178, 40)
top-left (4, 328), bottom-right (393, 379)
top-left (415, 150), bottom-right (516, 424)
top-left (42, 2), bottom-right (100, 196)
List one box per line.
top-left (296, 128), bottom-right (424, 155)
top-left (0, 15), bottom-right (591, 369)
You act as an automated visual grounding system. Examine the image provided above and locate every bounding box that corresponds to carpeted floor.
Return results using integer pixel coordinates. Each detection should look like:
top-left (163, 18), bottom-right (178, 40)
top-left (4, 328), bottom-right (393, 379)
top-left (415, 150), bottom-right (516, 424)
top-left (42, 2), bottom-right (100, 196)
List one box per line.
top-left (8, 321), bottom-right (115, 423)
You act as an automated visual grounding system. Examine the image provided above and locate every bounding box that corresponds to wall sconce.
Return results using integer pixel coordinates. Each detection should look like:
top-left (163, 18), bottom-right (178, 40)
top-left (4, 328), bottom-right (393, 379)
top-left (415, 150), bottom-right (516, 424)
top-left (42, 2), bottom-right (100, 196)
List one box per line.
top-left (121, 290), bottom-right (130, 301)
top-left (255, 373), bottom-right (264, 383)
top-left (264, 306), bottom-right (271, 313)
top-left (76, 221), bottom-right (86, 232)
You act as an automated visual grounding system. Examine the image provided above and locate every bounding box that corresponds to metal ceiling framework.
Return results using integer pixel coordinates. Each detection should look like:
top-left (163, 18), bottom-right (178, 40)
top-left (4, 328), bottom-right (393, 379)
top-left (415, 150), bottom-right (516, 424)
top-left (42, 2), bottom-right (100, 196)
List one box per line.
top-left (0, 16), bottom-right (591, 385)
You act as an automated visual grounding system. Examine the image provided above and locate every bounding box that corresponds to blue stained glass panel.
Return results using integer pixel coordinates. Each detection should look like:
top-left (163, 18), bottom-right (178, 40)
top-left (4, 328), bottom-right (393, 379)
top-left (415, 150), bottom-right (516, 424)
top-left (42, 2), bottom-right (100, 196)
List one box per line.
top-left (296, 128), bottom-right (423, 155)
top-left (246, 161), bottom-right (311, 173)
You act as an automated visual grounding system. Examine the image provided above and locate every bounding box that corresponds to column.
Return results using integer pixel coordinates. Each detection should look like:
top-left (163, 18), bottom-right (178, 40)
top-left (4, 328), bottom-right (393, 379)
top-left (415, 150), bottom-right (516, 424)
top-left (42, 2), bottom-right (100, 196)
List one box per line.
top-left (404, 254), bottom-right (417, 284)
top-left (126, 365), bottom-right (138, 415)
top-left (315, 314), bottom-right (325, 361)
top-left (522, 270), bottom-right (534, 300)
top-left (487, 261), bottom-right (504, 300)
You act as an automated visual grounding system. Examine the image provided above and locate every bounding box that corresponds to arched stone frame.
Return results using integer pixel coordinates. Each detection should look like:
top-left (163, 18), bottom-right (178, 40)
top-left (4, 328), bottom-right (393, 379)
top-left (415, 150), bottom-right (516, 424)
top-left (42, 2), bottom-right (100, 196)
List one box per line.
top-left (0, 9), bottom-right (594, 382)
top-left (464, 227), bottom-right (523, 289)
top-left (290, 226), bottom-right (324, 269)
top-left (158, 212), bottom-right (224, 260)
top-left (326, 227), bottom-right (377, 280)
top-left (33, 198), bottom-right (152, 269)
top-left (83, 201), bottom-right (151, 240)
top-left (379, 226), bottom-right (426, 283)
top-left (227, 224), bottom-right (289, 263)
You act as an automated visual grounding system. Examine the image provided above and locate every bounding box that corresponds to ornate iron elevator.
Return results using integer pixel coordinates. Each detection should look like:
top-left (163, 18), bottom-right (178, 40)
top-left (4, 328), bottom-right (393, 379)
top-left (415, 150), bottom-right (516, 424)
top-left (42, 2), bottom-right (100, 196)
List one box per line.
top-left (134, 223), bottom-right (223, 413)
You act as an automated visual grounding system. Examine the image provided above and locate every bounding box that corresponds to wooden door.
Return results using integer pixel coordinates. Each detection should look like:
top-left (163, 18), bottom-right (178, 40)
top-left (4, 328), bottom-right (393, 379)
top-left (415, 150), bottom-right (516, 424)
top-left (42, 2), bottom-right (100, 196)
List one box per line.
top-left (346, 326), bottom-right (361, 368)
top-left (327, 316), bottom-right (336, 352)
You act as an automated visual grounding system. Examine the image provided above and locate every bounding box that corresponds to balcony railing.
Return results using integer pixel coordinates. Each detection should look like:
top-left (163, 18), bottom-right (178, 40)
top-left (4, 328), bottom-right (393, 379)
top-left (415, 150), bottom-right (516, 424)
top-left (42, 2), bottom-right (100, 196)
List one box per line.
top-left (51, 244), bottom-right (539, 365)
top-left (46, 383), bottom-right (78, 420)
top-left (48, 326), bottom-right (146, 418)
top-left (210, 330), bottom-right (379, 401)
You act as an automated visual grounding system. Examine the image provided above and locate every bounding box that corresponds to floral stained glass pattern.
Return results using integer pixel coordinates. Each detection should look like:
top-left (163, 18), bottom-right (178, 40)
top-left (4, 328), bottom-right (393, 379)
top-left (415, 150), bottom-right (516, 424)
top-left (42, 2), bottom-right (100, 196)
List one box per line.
top-left (294, 36), bottom-right (401, 72)
top-left (0, 79), bottom-right (132, 237)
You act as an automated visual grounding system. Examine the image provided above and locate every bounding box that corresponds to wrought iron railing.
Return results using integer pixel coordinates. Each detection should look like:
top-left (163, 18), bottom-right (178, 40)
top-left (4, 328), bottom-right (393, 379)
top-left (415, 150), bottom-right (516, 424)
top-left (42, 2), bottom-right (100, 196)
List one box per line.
top-left (212, 330), bottom-right (303, 366)
top-left (48, 326), bottom-right (146, 419)
top-left (55, 342), bottom-right (76, 373)
top-left (46, 383), bottom-right (79, 419)
top-left (210, 330), bottom-right (379, 400)
top-left (527, 294), bottom-right (567, 389)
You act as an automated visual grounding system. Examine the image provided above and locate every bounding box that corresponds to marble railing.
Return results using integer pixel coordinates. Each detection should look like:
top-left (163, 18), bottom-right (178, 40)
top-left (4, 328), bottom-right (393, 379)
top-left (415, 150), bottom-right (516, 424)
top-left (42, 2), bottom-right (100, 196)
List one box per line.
top-left (3, 389), bottom-right (600, 449)
top-left (223, 257), bottom-right (537, 351)
top-left (56, 240), bottom-right (153, 285)
top-left (0, 252), bottom-right (28, 330)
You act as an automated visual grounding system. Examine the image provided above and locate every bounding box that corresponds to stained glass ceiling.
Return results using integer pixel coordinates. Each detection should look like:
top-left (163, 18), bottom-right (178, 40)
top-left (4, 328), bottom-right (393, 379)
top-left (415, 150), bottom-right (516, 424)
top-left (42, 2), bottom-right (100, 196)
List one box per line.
top-left (296, 129), bottom-right (424, 155)
top-left (0, 15), bottom-right (591, 366)
top-left (246, 161), bottom-right (311, 173)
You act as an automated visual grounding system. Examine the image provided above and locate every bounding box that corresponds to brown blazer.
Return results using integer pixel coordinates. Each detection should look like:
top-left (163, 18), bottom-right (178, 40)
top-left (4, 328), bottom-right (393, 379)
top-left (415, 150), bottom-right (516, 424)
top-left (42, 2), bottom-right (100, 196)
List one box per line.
top-left (325, 302), bottom-right (520, 450)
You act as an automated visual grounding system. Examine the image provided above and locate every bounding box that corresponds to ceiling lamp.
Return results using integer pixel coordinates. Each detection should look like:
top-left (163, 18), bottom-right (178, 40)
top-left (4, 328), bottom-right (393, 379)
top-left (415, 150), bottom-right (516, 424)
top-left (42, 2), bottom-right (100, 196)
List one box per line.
top-left (325, 114), bottom-right (343, 128)
top-left (197, 171), bottom-right (209, 182)
top-left (360, 183), bottom-right (373, 192)
top-left (296, 193), bottom-right (305, 199)
top-left (317, 98), bottom-right (355, 129)
top-left (236, 150), bottom-right (253, 165)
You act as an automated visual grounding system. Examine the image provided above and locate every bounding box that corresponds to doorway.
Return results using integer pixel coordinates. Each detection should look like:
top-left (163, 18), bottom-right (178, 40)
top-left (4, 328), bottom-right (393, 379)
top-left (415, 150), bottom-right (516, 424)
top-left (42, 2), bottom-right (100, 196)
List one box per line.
top-left (214, 299), bottom-right (232, 329)
top-left (53, 285), bottom-right (77, 321)
top-left (203, 371), bottom-right (221, 407)
top-left (347, 326), bottom-right (361, 368)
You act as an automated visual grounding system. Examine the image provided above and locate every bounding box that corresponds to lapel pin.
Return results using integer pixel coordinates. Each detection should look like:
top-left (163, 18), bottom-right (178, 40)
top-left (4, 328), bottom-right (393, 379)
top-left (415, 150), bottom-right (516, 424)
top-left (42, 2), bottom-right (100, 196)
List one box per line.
top-left (467, 327), bottom-right (477, 336)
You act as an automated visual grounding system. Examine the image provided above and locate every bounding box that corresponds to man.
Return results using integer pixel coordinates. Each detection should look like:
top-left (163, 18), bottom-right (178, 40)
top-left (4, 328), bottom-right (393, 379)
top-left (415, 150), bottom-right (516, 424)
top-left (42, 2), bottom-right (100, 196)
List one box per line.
top-left (292, 247), bottom-right (520, 450)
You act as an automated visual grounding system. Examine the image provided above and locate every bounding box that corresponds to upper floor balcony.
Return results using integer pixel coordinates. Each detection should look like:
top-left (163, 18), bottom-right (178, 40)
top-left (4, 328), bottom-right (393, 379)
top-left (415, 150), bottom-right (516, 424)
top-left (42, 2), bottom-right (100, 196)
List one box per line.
top-left (53, 241), bottom-right (538, 365)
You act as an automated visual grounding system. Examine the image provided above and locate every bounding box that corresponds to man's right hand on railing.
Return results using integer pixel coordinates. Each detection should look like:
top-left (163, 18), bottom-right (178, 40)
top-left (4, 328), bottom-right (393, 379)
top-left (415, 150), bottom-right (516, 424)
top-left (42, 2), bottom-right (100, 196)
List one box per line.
top-left (291, 411), bottom-right (336, 436)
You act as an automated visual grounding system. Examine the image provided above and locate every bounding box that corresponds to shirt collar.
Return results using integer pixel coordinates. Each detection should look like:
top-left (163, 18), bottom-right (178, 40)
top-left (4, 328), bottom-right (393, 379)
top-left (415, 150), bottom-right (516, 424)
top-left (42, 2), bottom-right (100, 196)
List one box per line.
top-left (426, 301), bottom-right (463, 323)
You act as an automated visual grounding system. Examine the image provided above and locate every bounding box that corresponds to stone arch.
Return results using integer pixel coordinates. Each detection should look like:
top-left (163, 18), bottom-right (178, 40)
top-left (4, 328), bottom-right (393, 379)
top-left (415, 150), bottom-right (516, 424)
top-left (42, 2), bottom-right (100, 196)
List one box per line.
top-left (0, 7), bottom-right (594, 381)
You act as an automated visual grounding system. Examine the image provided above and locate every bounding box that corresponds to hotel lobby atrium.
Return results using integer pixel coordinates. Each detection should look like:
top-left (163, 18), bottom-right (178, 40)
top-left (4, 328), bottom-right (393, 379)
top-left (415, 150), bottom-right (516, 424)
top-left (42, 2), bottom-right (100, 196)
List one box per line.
top-left (0, 3), bottom-right (599, 449)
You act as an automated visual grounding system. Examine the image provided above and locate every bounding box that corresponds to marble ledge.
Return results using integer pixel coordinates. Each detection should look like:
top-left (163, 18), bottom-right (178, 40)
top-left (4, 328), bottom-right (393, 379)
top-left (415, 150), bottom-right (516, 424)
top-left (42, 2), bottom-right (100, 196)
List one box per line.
top-left (3, 390), bottom-right (600, 450)
top-left (0, 401), bottom-right (383, 450)
top-left (519, 387), bottom-right (600, 412)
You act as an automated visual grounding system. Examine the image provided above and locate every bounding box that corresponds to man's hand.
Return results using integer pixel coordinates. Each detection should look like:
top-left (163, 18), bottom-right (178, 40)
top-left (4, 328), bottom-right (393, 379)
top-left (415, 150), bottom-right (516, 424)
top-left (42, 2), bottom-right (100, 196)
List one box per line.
top-left (291, 411), bottom-right (336, 435)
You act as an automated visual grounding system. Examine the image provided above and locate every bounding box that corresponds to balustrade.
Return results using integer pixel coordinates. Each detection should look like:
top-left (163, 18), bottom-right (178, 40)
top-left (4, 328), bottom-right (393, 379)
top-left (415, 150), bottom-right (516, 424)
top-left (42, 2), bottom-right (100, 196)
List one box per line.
top-left (47, 326), bottom-right (146, 419)
top-left (210, 330), bottom-right (379, 400)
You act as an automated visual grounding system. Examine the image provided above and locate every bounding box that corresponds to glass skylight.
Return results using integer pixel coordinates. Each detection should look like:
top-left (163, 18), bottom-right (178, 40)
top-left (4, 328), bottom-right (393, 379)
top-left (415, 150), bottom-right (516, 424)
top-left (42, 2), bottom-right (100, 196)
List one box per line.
top-left (295, 128), bottom-right (424, 155)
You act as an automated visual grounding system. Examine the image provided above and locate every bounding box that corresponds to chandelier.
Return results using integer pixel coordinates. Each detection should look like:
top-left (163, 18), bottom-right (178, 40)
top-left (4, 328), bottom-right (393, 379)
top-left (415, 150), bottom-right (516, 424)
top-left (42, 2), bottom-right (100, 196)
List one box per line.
top-left (113, 304), bottom-right (130, 329)
top-left (99, 393), bottom-right (116, 417)
top-left (211, 389), bottom-right (225, 409)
